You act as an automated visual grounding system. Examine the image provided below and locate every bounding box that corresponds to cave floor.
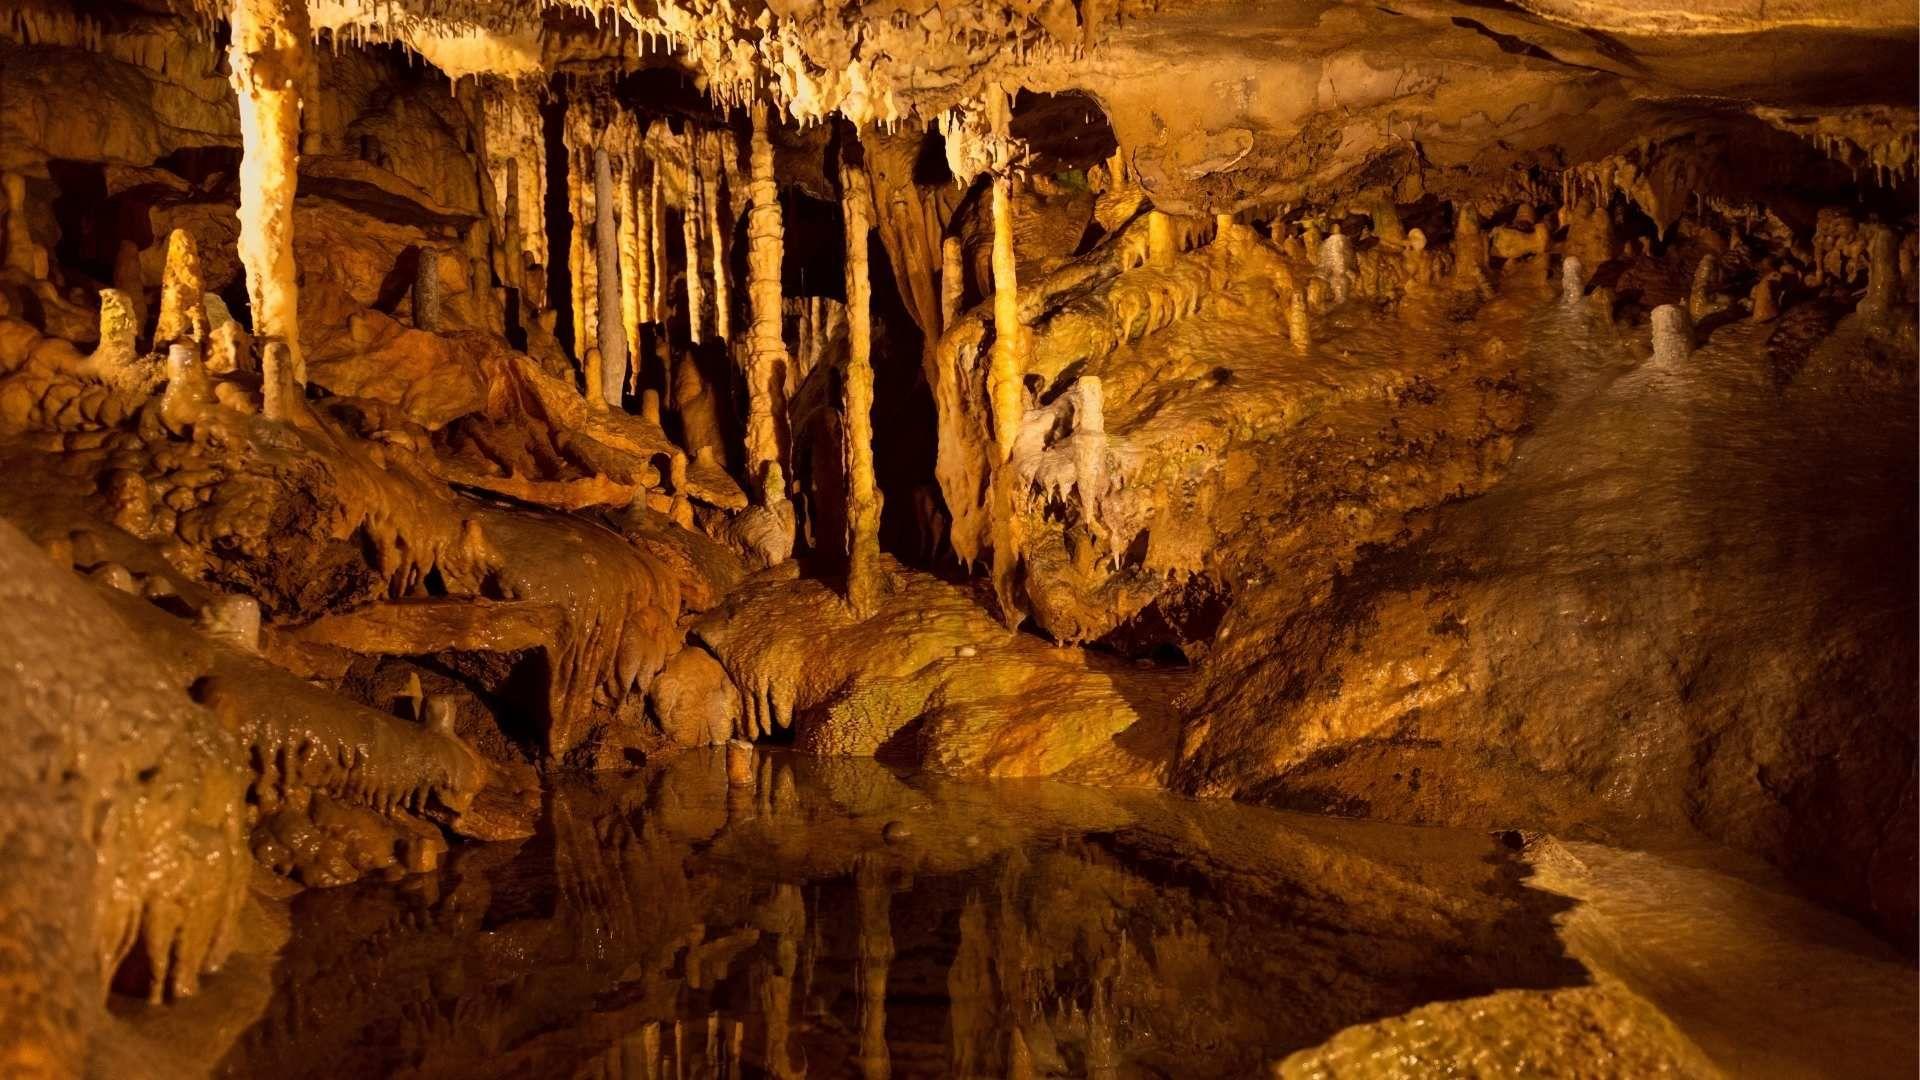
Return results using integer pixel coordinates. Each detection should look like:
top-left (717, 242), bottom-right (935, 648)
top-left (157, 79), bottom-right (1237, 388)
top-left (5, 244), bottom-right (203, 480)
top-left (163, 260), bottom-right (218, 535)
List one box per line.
top-left (99, 749), bottom-right (1916, 1080)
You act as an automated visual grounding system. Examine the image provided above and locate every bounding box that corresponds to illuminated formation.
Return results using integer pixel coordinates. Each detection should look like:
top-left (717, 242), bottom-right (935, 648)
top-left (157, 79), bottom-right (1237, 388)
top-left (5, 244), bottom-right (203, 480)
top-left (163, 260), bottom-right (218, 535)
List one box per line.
top-left (0, 0), bottom-right (1914, 1075)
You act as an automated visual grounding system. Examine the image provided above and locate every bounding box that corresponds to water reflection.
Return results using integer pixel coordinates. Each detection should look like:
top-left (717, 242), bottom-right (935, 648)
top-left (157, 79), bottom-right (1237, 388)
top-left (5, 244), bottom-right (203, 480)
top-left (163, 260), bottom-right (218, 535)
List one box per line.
top-left (218, 750), bottom-right (1582, 1079)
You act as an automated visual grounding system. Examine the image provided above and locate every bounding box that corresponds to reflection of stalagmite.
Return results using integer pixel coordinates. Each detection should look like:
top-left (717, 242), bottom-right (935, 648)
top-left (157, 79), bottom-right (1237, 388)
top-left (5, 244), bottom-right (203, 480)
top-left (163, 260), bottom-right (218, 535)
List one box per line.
top-left (228, 0), bottom-right (310, 383)
top-left (594, 148), bottom-right (627, 407)
top-left (154, 229), bottom-right (207, 346)
top-left (856, 856), bottom-right (894, 1080)
top-left (745, 101), bottom-right (788, 490)
top-left (841, 147), bottom-right (883, 616)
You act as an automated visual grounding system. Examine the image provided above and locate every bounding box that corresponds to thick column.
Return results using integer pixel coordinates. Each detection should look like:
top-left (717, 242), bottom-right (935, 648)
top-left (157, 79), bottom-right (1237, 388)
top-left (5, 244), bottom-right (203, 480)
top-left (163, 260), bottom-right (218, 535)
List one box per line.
top-left (987, 171), bottom-right (1026, 626)
top-left (745, 101), bottom-right (789, 493)
top-left (593, 148), bottom-right (627, 407)
top-left (840, 148), bottom-right (882, 617)
top-left (228, 0), bottom-right (310, 382)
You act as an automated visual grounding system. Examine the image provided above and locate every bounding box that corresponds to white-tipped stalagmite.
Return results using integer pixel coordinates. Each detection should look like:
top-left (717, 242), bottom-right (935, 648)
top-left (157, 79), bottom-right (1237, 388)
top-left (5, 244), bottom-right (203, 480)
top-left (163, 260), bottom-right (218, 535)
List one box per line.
top-left (228, 0), bottom-right (310, 384)
top-left (1561, 256), bottom-right (1587, 304)
top-left (1651, 304), bottom-right (1691, 367)
top-left (703, 131), bottom-right (731, 343)
top-left (154, 229), bottom-right (207, 346)
top-left (745, 100), bottom-right (789, 491)
top-left (841, 145), bottom-right (883, 617)
top-left (594, 148), bottom-right (627, 408)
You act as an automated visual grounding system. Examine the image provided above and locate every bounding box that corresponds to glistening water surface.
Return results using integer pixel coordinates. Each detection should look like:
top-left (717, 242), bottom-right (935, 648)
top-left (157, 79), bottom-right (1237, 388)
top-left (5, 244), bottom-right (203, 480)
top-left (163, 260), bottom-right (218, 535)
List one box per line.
top-left (215, 749), bottom-right (1583, 1079)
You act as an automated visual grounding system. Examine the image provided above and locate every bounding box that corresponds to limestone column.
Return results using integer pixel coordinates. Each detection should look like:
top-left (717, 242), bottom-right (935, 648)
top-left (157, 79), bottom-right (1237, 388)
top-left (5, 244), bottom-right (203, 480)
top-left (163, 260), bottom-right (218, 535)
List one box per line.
top-left (412, 246), bottom-right (444, 332)
top-left (703, 133), bottom-right (731, 342)
top-left (228, 0), bottom-right (310, 382)
top-left (840, 147), bottom-right (883, 617)
top-left (745, 100), bottom-right (789, 494)
top-left (594, 148), bottom-right (627, 407)
top-left (987, 169), bottom-right (1027, 626)
top-left (683, 134), bottom-right (705, 344)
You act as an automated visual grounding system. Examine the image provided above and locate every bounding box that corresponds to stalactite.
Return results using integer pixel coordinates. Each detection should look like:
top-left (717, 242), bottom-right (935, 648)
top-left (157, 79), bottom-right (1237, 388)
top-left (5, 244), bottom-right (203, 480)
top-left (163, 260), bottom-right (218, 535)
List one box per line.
top-left (650, 165), bottom-right (668, 327)
top-left (617, 154), bottom-right (643, 396)
top-left (684, 130), bottom-right (706, 345)
top-left (594, 148), bottom-right (627, 408)
top-left (228, 0), bottom-right (310, 382)
top-left (745, 100), bottom-right (789, 493)
top-left (568, 142), bottom-right (589, 367)
top-left (703, 131), bottom-right (731, 343)
top-left (841, 144), bottom-right (883, 617)
top-left (633, 158), bottom-right (655, 327)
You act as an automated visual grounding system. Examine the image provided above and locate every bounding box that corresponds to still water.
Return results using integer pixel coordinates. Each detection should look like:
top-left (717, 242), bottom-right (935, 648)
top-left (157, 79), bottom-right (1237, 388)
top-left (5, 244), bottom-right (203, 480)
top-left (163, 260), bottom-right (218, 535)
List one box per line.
top-left (215, 749), bottom-right (1582, 1079)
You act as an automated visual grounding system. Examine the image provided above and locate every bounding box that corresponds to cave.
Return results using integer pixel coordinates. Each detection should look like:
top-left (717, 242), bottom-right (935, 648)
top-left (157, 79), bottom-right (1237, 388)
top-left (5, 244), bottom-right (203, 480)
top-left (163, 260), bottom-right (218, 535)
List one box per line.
top-left (0, 0), bottom-right (1915, 1076)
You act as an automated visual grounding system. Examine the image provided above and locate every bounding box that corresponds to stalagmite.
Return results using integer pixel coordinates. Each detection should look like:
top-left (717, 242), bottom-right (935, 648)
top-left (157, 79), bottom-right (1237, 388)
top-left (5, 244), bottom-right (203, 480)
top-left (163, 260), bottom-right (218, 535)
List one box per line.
top-left (1651, 304), bottom-right (1691, 367)
top-left (594, 148), bottom-right (627, 408)
top-left (1147, 209), bottom-right (1176, 267)
top-left (1319, 229), bottom-right (1355, 303)
top-left (261, 339), bottom-right (298, 421)
top-left (1750, 273), bottom-right (1780, 322)
top-left (841, 147), bottom-right (883, 617)
top-left (1688, 254), bottom-right (1722, 321)
top-left (154, 229), bottom-right (206, 346)
top-left (1561, 257), bottom-right (1587, 304)
top-left (228, 0), bottom-right (309, 384)
top-left (159, 341), bottom-right (210, 434)
top-left (744, 101), bottom-right (790, 492)
top-left (204, 294), bottom-right (249, 375)
top-left (412, 246), bottom-right (444, 332)
top-left (1861, 225), bottom-right (1898, 314)
top-left (1453, 205), bottom-right (1490, 292)
top-left (1287, 291), bottom-right (1310, 352)
top-left (703, 133), bottom-right (731, 343)
top-left (86, 289), bottom-right (142, 387)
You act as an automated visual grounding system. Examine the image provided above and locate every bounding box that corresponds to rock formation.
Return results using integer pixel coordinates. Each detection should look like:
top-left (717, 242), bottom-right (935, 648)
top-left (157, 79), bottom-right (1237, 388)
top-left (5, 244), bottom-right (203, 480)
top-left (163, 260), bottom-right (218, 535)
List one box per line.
top-left (0, 0), bottom-right (1913, 1074)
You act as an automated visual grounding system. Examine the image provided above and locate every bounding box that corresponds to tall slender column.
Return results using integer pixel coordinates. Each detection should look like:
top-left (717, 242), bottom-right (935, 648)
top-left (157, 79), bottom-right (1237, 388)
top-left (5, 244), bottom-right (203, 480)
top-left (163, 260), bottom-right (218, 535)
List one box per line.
top-left (228, 0), bottom-right (309, 382)
top-left (987, 169), bottom-right (1026, 626)
top-left (594, 148), bottom-right (627, 407)
top-left (745, 101), bottom-right (789, 493)
top-left (840, 145), bottom-right (882, 616)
